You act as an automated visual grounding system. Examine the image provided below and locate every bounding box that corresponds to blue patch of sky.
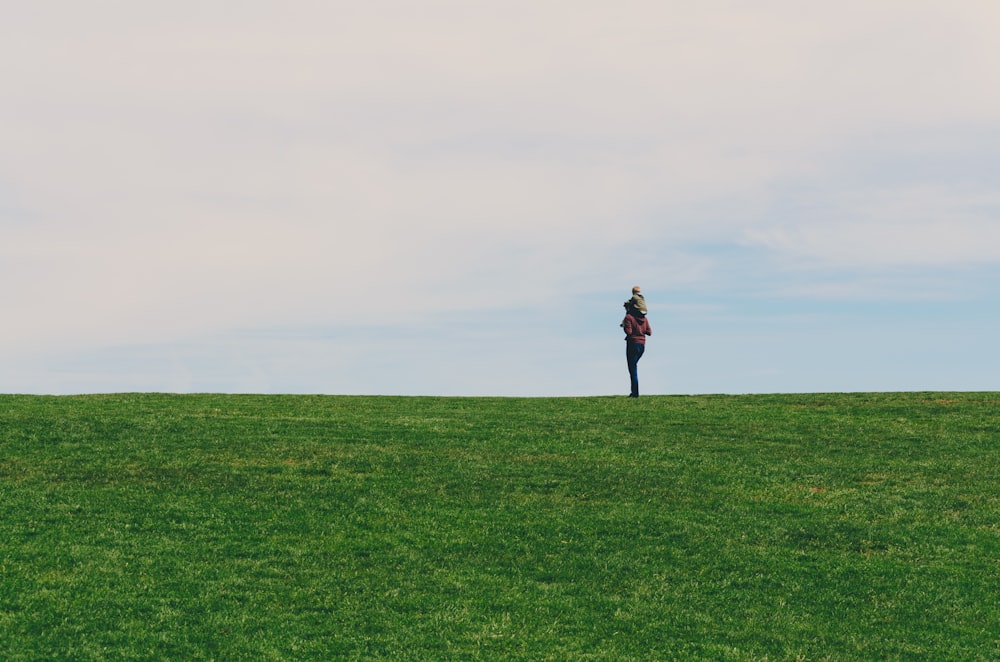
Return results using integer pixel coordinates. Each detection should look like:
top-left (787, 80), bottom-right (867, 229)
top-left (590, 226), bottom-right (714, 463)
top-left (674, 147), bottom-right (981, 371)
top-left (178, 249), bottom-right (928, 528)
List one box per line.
top-left (613, 233), bottom-right (1000, 393)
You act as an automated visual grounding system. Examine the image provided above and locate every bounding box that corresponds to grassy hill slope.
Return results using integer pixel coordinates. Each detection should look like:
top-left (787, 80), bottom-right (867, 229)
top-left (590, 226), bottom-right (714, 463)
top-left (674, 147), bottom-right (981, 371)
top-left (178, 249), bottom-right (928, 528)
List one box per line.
top-left (1, 393), bottom-right (998, 660)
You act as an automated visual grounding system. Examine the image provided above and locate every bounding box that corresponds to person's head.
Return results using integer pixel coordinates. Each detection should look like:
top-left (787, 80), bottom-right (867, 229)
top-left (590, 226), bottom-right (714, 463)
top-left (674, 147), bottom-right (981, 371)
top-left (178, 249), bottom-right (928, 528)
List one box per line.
top-left (632, 285), bottom-right (641, 295)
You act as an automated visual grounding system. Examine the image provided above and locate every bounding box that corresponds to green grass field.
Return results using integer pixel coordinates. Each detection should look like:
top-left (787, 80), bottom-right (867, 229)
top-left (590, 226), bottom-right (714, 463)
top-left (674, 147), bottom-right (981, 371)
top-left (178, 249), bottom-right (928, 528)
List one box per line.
top-left (1, 392), bottom-right (998, 660)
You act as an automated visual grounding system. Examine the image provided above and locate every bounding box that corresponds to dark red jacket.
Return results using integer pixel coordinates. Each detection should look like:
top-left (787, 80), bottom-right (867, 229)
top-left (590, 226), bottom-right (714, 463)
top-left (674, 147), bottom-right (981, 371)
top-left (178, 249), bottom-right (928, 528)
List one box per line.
top-left (622, 313), bottom-right (652, 344)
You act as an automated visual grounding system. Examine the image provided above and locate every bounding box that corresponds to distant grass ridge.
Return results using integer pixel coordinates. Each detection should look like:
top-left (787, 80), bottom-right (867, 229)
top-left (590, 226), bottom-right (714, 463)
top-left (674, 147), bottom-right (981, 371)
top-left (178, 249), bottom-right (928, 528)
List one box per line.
top-left (1, 392), bottom-right (998, 660)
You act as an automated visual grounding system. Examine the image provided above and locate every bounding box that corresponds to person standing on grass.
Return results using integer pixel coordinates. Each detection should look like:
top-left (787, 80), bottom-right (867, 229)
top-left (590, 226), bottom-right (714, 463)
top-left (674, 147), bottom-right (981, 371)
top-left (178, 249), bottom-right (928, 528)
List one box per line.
top-left (622, 286), bottom-right (652, 398)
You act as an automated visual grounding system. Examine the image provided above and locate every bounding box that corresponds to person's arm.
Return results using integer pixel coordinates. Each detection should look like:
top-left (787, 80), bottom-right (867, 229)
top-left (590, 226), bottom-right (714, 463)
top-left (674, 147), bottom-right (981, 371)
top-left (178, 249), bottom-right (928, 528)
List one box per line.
top-left (645, 318), bottom-right (652, 336)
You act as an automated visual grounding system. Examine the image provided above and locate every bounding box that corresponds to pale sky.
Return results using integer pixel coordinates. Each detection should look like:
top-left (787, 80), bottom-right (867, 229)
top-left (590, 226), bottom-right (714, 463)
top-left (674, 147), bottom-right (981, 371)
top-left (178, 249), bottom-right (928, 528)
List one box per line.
top-left (3, 1), bottom-right (999, 396)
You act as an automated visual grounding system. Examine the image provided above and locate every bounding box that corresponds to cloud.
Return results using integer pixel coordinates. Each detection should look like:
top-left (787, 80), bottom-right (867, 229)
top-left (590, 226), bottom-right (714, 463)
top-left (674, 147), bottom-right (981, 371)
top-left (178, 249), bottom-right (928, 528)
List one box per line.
top-left (744, 186), bottom-right (1000, 268)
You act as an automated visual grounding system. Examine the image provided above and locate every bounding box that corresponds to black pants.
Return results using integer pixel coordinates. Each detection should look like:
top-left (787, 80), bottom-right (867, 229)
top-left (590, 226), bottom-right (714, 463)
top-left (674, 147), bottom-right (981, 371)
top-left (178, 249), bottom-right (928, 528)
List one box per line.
top-left (626, 342), bottom-right (645, 397)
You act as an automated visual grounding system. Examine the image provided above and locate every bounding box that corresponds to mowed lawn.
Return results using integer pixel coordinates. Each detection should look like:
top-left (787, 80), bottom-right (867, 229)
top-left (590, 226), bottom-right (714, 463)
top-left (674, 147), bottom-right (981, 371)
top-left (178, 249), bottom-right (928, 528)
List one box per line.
top-left (1, 392), bottom-right (998, 660)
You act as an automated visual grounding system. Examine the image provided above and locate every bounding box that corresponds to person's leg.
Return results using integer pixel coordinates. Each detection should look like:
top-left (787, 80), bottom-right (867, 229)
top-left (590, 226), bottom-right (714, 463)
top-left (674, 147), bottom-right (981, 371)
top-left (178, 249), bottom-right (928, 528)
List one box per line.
top-left (626, 342), bottom-right (644, 397)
